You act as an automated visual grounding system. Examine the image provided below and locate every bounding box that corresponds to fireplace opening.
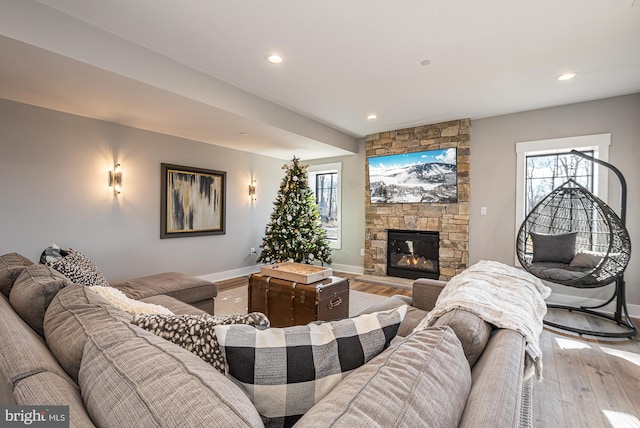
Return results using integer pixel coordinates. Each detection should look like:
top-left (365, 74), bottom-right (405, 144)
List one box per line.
top-left (387, 230), bottom-right (439, 280)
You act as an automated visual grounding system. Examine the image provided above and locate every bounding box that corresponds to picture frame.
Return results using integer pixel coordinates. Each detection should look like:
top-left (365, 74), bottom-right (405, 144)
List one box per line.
top-left (160, 163), bottom-right (226, 238)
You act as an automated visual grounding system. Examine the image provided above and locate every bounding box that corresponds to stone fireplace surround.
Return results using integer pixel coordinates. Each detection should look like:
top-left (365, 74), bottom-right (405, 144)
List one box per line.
top-left (364, 119), bottom-right (470, 281)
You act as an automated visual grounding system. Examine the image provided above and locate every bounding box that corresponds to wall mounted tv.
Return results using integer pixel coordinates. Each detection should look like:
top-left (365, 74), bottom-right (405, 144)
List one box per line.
top-left (368, 148), bottom-right (457, 204)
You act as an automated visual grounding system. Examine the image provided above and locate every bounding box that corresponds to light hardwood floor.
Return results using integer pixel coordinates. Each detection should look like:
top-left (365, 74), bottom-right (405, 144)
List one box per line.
top-left (217, 273), bottom-right (640, 427)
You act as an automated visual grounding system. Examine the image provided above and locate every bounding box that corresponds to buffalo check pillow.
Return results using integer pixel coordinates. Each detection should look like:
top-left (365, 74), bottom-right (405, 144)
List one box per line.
top-left (214, 305), bottom-right (407, 428)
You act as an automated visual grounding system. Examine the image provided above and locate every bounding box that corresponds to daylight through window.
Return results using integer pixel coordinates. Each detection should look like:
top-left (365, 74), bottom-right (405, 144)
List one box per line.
top-left (524, 150), bottom-right (594, 215)
top-left (514, 134), bottom-right (611, 264)
top-left (308, 163), bottom-right (342, 249)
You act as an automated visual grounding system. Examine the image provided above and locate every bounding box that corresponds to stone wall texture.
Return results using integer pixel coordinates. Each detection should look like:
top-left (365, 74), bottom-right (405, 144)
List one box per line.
top-left (364, 119), bottom-right (470, 281)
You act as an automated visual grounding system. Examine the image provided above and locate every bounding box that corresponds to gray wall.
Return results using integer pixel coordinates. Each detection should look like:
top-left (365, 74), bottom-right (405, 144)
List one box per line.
top-left (470, 93), bottom-right (640, 306)
top-left (0, 99), bottom-right (283, 281)
top-left (307, 142), bottom-right (366, 272)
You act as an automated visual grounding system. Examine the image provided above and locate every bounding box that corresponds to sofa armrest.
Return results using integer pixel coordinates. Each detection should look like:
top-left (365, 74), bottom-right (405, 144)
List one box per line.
top-left (412, 278), bottom-right (447, 311)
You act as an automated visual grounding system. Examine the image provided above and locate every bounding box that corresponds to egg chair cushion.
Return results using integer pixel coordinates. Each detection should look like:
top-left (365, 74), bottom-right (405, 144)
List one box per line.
top-left (569, 251), bottom-right (604, 269)
top-left (530, 232), bottom-right (577, 264)
top-left (527, 263), bottom-right (591, 282)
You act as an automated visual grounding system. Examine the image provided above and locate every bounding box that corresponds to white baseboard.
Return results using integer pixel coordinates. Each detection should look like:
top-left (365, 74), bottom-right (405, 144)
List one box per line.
top-left (197, 263), bottom-right (364, 283)
top-left (330, 263), bottom-right (364, 275)
top-left (546, 292), bottom-right (640, 320)
top-left (197, 265), bottom-right (261, 283)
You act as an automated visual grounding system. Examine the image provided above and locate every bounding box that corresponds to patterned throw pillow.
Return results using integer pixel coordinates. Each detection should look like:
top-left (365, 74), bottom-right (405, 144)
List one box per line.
top-left (46, 249), bottom-right (109, 287)
top-left (214, 305), bottom-right (408, 428)
top-left (131, 312), bottom-right (270, 373)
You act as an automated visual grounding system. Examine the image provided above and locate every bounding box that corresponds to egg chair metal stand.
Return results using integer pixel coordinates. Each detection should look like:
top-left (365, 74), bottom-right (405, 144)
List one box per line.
top-left (517, 150), bottom-right (635, 338)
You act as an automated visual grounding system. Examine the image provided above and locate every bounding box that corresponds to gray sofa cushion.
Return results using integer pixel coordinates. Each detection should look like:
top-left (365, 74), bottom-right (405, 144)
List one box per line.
top-left (0, 252), bottom-right (33, 297)
top-left (433, 308), bottom-right (492, 367)
top-left (13, 371), bottom-right (95, 427)
top-left (43, 284), bottom-right (132, 382)
top-left (9, 264), bottom-right (72, 335)
top-left (295, 326), bottom-right (471, 428)
top-left (0, 293), bottom-right (72, 386)
top-left (140, 294), bottom-right (209, 315)
top-left (0, 370), bottom-right (14, 405)
top-left (110, 271), bottom-right (217, 302)
top-left (79, 320), bottom-right (264, 428)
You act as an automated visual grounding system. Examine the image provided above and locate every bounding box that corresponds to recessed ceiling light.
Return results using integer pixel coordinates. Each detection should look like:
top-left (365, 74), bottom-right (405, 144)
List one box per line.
top-left (558, 72), bottom-right (577, 81)
top-left (367, 114), bottom-right (378, 121)
top-left (420, 59), bottom-right (431, 66)
top-left (265, 54), bottom-right (284, 64)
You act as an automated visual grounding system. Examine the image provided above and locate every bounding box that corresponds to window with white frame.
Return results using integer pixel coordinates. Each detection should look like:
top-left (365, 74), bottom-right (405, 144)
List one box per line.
top-left (308, 162), bottom-right (342, 249)
top-left (515, 134), bottom-right (611, 263)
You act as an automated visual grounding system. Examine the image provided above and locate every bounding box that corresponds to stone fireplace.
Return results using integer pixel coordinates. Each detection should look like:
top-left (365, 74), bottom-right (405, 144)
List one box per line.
top-left (364, 119), bottom-right (470, 281)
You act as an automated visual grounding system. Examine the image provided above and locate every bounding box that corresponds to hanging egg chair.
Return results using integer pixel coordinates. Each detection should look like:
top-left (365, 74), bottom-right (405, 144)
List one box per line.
top-left (516, 179), bottom-right (631, 288)
top-left (516, 150), bottom-right (635, 338)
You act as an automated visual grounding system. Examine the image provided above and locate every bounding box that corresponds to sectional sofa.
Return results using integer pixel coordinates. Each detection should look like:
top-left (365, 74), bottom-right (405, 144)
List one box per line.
top-left (1, 252), bottom-right (535, 427)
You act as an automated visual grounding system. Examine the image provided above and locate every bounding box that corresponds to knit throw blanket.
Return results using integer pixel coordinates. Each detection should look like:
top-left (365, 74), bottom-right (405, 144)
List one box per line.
top-left (414, 260), bottom-right (551, 380)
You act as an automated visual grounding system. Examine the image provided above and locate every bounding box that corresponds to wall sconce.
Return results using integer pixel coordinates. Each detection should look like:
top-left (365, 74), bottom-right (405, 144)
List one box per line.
top-left (248, 179), bottom-right (256, 201)
top-left (108, 163), bottom-right (122, 195)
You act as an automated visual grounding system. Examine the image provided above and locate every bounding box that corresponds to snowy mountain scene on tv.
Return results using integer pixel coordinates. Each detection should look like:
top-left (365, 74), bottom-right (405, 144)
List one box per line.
top-left (368, 148), bottom-right (457, 204)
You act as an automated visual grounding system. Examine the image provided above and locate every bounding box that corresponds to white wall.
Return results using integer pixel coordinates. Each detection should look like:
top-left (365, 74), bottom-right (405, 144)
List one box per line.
top-left (470, 93), bottom-right (640, 307)
top-left (0, 99), bottom-right (283, 281)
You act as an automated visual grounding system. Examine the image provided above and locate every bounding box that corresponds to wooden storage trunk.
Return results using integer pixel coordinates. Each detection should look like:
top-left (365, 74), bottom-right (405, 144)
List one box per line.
top-left (248, 274), bottom-right (349, 327)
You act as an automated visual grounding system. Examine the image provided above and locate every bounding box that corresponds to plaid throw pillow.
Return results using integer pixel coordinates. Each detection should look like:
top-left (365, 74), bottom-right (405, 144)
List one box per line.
top-left (214, 305), bottom-right (408, 428)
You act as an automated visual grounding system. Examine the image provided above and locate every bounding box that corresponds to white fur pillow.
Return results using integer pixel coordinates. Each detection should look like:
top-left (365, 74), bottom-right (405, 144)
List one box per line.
top-left (89, 286), bottom-right (173, 315)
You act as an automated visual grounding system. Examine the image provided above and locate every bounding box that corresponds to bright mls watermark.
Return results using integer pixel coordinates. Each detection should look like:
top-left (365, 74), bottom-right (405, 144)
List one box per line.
top-left (1, 406), bottom-right (69, 427)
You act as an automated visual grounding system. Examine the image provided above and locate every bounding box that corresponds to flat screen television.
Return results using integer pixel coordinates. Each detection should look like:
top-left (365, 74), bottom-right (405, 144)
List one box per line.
top-left (368, 148), bottom-right (457, 204)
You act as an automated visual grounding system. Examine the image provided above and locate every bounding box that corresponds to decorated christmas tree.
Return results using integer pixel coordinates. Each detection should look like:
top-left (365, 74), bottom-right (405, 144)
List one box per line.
top-left (258, 157), bottom-right (332, 265)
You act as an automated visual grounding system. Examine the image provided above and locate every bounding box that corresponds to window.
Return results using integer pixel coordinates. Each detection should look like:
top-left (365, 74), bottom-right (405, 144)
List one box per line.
top-left (524, 150), bottom-right (594, 215)
top-left (308, 162), bottom-right (342, 249)
top-left (515, 134), bottom-right (610, 263)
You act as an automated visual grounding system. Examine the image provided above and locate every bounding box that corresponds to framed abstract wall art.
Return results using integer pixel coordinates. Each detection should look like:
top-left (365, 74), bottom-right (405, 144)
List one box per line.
top-left (161, 163), bottom-right (226, 238)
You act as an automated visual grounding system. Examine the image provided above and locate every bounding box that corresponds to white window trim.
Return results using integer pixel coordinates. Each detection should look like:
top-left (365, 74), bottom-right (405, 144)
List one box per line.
top-left (514, 133), bottom-right (611, 265)
top-left (308, 162), bottom-right (342, 250)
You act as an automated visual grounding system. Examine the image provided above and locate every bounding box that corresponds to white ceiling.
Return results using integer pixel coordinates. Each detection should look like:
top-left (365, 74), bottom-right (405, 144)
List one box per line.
top-left (1, 0), bottom-right (639, 160)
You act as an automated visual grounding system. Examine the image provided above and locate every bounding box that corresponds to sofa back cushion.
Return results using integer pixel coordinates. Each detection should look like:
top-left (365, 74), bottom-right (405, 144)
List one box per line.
top-left (295, 326), bottom-right (471, 428)
top-left (43, 284), bottom-right (132, 382)
top-left (0, 292), bottom-right (94, 424)
top-left (433, 308), bottom-right (492, 367)
top-left (79, 320), bottom-right (264, 428)
top-left (0, 293), bottom-right (72, 387)
top-left (9, 264), bottom-right (72, 335)
top-left (0, 253), bottom-right (33, 297)
top-left (12, 371), bottom-right (96, 427)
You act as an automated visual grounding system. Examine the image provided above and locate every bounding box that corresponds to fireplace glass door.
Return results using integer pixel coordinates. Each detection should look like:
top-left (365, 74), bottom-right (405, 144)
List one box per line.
top-left (387, 230), bottom-right (439, 280)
